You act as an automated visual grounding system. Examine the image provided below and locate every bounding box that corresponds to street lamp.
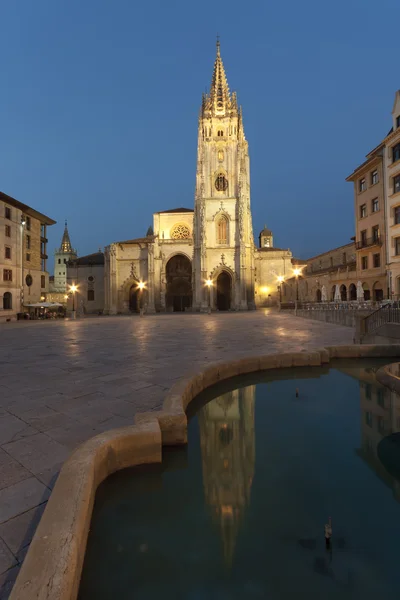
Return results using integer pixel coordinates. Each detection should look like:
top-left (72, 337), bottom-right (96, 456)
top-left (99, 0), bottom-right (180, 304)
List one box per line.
top-left (277, 275), bottom-right (284, 304)
top-left (138, 281), bottom-right (145, 316)
top-left (293, 267), bottom-right (301, 302)
top-left (70, 284), bottom-right (78, 318)
top-left (205, 279), bottom-right (212, 314)
top-left (20, 216), bottom-right (26, 312)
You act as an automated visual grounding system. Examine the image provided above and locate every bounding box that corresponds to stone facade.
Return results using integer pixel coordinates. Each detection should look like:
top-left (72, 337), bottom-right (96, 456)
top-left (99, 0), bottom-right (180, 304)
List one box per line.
top-left (66, 252), bottom-right (105, 315)
top-left (0, 191), bottom-right (54, 322)
top-left (103, 43), bottom-right (293, 314)
top-left (281, 243), bottom-right (358, 303)
top-left (47, 222), bottom-right (78, 305)
top-left (384, 91), bottom-right (400, 298)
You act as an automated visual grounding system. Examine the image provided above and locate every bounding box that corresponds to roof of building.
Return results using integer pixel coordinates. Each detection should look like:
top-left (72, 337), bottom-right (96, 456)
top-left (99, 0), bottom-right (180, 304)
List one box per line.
top-left (305, 241), bottom-right (355, 262)
top-left (154, 207), bottom-right (194, 214)
top-left (69, 252), bottom-right (104, 266)
top-left (116, 236), bottom-right (155, 245)
top-left (259, 224), bottom-right (272, 236)
top-left (257, 247), bottom-right (289, 253)
top-left (0, 191), bottom-right (56, 225)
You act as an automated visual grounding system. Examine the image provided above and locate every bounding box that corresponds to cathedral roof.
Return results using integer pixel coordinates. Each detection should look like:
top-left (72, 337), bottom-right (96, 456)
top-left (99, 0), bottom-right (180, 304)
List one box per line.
top-left (116, 236), bottom-right (156, 245)
top-left (155, 207), bottom-right (193, 214)
top-left (69, 252), bottom-right (104, 266)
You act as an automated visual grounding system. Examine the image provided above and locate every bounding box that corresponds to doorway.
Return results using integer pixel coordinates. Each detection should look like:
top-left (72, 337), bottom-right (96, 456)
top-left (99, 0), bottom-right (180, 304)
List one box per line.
top-left (217, 271), bottom-right (231, 311)
top-left (129, 284), bottom-right (139, 313)
top-left (166, 255), bottom-right (192, 312)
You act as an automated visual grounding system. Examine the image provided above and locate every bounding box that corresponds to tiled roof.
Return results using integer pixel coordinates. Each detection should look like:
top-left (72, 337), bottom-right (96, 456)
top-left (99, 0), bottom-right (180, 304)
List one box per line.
top-left (155, 208), bottom-right (193, 214)
top-left (0, 191), bottom-right (56, 225)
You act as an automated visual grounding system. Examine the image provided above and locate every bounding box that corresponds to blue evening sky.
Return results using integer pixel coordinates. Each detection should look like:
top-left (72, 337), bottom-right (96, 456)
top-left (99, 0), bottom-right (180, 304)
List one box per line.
top-left (0, 0), bottom-right (397, 260)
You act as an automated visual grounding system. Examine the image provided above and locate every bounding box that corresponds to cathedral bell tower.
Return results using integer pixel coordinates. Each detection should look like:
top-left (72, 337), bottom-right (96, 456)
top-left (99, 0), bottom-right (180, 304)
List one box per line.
top-left (193, 41), bottom-right (255, 311)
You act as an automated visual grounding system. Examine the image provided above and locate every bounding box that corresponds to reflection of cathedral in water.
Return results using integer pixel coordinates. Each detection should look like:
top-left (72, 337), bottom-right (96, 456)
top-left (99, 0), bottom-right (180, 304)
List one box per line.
top-left (345, 364), bottom-right (400, 501)
top-left (197, 385), bottom-right (255, 566)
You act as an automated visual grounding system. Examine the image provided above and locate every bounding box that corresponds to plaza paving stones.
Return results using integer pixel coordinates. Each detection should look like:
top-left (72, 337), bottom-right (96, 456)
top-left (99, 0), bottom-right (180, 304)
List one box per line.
top-left (0, 311), bottom-right (353, 597)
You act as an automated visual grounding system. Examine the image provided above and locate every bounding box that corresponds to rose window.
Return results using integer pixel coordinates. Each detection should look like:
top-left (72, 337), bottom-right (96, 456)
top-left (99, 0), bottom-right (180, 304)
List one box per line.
top-left (170, 224), bottom-right (191, 240)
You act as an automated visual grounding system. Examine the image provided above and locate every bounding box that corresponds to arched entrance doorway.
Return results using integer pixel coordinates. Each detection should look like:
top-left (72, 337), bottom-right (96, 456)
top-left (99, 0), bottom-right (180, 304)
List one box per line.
top-left (216, 271), bottom-right (231, 311)
top-left (340, 284), bottom-right (347, 301)
top-left (129, 284), bottom-right (139, 313)
top-left (363, 282), bottom-right (371, 301)
top-left (316, 289), bottom-right (322, 303)
top-left (373, 281), bottom-right (383, 301)
top-left (166, 255), bottom-right (192, 312)
top-left (349, 283), bottom-right (357, 301)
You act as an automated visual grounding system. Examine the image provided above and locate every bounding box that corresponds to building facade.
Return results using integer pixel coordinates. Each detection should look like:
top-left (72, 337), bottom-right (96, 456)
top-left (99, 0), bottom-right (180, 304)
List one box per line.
top-left (66, 252), bottom-right (105, 315)
top-left (346, 144), bottom-right (387, 301)
top-left (0, 191), bottom-right (55, 322)
top-left (103, 42), bottom-right (293, 314)
top-left (281, 243), bottom-right (358, 303)
top-left (384, 91), bottom-right (400, 299)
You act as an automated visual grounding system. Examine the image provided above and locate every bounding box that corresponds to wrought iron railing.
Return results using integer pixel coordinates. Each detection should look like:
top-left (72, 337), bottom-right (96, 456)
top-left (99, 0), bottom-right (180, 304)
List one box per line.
top-left (363, 305), bottom-right (400, 334)
top-left (355, 236), bottom-right (382, 250)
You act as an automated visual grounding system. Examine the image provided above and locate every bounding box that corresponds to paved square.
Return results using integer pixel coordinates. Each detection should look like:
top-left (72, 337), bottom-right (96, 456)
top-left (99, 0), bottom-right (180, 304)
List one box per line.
top-left (0, 311), bottom-right (352, 596)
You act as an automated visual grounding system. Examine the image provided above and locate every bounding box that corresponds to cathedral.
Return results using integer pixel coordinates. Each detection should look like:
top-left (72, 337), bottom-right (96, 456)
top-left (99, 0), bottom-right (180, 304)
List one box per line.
top-left (102, 41), bottom-right (293, 314)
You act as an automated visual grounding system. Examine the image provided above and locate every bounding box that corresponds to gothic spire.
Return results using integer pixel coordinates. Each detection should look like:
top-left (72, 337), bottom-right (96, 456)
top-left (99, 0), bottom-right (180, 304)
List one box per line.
top-left (206, 39), bottom-right (235, 116)
top-left (61, 220), bottom-right (72, 253)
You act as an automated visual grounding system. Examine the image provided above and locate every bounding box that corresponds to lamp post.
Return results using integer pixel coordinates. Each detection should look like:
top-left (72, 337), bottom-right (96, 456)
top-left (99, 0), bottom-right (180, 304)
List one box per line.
top-left (205, 279), bottom-right (212, 314)
top-left (20, 215), bottom-right (26, 314)
top-left (138, 281), bottom-right (145, 316)
top-left (70, 284), bottom-right (77, 319)
top-left (277, 275), bottom-right (284, 306)
top-left (293, 267), bottom-right (301, 314)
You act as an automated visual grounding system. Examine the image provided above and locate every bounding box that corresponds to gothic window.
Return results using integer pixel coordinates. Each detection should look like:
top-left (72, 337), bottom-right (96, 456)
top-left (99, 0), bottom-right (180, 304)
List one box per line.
top-left (217, 215), bottom-right (228, 244)
top-left (215, 173), bottom-right (228, 192)
top-left (218, 149), bottom-right (224, 162)
top-left (170, 223), bottom-right (191, 240)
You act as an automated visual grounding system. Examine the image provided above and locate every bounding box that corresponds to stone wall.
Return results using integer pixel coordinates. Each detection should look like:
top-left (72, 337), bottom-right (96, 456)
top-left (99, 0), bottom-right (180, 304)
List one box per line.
top-left (295, 308), bottom-right (373, 328)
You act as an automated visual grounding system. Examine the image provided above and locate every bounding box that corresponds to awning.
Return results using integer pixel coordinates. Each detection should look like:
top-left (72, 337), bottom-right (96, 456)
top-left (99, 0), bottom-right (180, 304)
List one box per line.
top-left (24, 302), bottom-right (63, 308)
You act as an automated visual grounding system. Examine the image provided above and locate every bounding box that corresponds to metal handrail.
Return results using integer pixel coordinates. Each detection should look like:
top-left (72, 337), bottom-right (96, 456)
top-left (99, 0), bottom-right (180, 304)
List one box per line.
top-left (363, 305), bottom-right (400, 334)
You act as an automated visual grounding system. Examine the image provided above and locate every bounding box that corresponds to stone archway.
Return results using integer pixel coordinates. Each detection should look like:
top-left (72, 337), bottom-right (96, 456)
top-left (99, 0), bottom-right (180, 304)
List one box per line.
top-left (216, 271), bottom-right (232, 311)
top-left (373, 281), bottom-right (384, 301)
top-left (340, 284), bottom-right (347, 301)
top-left (316, 289), bottom-right (322, 303)
top-left (166, 254), bottom-right (192, 312)
top-left (349, 283), bottom-right (357, 301)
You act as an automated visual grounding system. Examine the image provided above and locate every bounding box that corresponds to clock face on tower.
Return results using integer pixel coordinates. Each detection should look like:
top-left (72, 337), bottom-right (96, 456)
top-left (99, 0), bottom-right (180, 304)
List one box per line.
top-left (215, 174), bottom-right (228, 192)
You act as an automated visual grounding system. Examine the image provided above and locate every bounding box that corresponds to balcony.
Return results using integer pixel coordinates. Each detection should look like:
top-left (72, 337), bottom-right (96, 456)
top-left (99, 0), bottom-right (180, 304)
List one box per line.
top-left (356, 236), bottom-right (382, 250)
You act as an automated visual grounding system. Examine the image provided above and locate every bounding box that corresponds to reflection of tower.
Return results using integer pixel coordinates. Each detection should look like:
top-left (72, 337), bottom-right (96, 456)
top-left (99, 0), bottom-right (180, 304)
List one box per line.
top-left (198, 385), bottom-right (255, 566)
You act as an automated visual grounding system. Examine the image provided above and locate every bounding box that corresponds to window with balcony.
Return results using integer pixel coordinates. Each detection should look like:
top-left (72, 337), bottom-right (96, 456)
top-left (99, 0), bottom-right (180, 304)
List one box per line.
top-left (372, 225), bottom-right (380, 242)
top-left (373, 253), bottom-right (380, 268)
top-left (395, 237), bottom-right (400, 256)
top-left (5, 225), bottom-right (11, 237)
top-left (393, 143), bottom-right (400, 163)
top-left (371, 170), bottom-right (379, 185)
top-left (361, 230), bottom-right (367, 245)
top-left (361, 256), bottom-right (368, 269)
top-left (372, 198), bottom-right (379, 213)
top-left (359, 178), bottom-right (366, 192)
top-left (395, 206), bottom-right (400, 225)
top-left (360, 204), bottom-right (367, 218)
top-left (3, 269), bottom-right (12, 282)
top-left (5, 206), bottom-right (11, 220)
top-left (5, 246), bottom-right (11, 259)
top-left (394, 174), bottom-right (400, 195)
